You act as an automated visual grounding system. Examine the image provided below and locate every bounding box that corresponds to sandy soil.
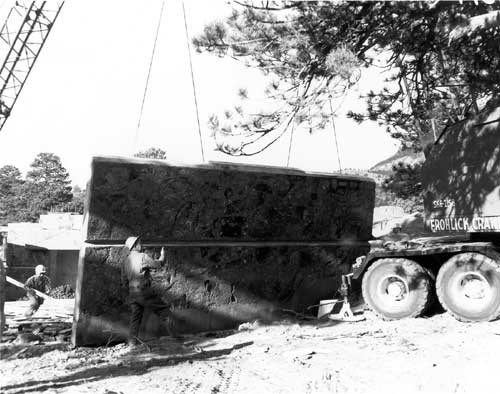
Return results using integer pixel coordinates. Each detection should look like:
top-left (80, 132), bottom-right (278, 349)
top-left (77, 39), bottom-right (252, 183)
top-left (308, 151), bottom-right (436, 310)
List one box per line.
top-left (2, 304), bottom-right (500, 394)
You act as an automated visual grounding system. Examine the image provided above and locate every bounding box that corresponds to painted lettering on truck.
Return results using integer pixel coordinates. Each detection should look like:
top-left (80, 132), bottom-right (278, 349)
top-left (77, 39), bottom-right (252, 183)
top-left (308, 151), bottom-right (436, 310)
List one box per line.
top-left (427, 216), bottom-right (500, 232)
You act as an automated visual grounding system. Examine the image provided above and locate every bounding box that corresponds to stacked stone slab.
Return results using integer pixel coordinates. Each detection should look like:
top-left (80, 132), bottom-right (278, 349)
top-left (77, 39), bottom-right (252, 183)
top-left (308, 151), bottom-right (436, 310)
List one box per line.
top-left (73, 157), bottom-right (375, 346)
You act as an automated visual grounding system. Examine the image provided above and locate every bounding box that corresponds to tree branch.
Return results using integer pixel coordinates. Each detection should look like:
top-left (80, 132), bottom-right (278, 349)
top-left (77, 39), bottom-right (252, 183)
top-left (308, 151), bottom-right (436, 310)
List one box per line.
top-left (233, 0), bottom-right (300, 12)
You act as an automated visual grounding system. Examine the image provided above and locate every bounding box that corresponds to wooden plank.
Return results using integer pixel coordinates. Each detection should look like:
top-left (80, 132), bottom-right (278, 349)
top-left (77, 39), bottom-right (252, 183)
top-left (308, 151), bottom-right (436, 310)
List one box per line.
top-left (6, 276), bottom-right (54, 300)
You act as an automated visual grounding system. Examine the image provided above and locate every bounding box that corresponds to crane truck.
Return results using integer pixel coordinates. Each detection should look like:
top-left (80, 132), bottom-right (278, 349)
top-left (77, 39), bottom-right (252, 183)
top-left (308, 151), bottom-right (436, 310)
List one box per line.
top-left (352, 99), bottom-right (500, 323)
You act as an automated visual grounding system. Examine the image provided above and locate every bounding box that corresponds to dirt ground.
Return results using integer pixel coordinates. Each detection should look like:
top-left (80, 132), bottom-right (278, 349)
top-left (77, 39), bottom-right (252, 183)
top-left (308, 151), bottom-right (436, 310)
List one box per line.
top-left (2, 300), bottom-right (500, 394)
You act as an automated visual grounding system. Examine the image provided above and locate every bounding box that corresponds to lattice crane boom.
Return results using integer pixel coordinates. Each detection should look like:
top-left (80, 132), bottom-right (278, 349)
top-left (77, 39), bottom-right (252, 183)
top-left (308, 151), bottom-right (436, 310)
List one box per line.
top-left (0, 1), bottom-right (64, 132)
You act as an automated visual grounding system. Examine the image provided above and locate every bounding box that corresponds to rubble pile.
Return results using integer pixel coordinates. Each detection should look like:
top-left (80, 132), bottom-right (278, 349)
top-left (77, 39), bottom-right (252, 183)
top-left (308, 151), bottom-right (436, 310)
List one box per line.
top-left (49, 284), bottom-right (75, 299)
top-left (1, 299), bottom-right (74, 345)
top-left (1, 320), bottom-right (72, 344)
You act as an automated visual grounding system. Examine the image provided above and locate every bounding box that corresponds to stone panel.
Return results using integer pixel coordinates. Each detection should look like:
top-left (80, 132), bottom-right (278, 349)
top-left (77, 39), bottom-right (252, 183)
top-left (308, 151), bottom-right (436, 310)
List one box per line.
top-left (74, 157), bottom-right (375, 346)
top-left (85, 158), bottom-right (375, 242)
top-left (74, 243), bottom-right (369, 346)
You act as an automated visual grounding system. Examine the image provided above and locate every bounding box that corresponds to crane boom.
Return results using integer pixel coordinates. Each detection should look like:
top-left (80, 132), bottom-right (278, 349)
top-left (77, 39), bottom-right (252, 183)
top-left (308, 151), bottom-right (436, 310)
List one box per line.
top-left (0, 1), bottom-right (64, 132)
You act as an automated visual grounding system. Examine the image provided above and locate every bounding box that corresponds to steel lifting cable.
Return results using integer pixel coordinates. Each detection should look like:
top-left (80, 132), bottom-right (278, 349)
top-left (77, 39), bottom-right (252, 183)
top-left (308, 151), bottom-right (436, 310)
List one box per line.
top-left (329, 97), bottom-right (343, 173)
top-left (182, 0), bottom-right (205, 163)
top-left (286, 89), bottom-right (300, 167)
top-left (286, 118), bottom-right (295, 167)
top-left (134, 0), bottom-right (166, 152)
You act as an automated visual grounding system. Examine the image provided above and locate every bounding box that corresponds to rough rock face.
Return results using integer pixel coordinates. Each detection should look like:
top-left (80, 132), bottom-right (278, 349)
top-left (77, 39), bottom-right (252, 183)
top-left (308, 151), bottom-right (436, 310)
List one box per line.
top-left (74, 157), bottom-right (375, 346)
top-left (86, 159), bottom-right (373, 242)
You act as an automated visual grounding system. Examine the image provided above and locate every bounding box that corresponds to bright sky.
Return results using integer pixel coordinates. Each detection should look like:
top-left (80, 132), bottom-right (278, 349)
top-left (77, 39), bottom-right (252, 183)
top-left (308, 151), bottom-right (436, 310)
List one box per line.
top-left (0, 0), bottom-right (399, 187)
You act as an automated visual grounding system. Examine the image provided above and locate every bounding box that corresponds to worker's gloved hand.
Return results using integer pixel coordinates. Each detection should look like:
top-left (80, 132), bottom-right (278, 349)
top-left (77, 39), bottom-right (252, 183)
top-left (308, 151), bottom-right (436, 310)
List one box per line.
top-left (160, 247), bottom-right (167, 266)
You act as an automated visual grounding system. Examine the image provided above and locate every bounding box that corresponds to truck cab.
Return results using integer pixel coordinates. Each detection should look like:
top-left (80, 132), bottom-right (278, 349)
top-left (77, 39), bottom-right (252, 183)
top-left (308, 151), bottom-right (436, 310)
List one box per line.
top-left (354, 100), bottom-right (500, 322)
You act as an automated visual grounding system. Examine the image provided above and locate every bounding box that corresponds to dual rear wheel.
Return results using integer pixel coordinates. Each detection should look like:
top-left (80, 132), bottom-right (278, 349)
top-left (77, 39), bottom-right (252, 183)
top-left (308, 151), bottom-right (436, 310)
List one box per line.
top-left (362, 253), bottom-right (500, 322)
top-left (436, 252), bottom-right (500, 322)
top-left (362, 258), bottom-right (434, 320)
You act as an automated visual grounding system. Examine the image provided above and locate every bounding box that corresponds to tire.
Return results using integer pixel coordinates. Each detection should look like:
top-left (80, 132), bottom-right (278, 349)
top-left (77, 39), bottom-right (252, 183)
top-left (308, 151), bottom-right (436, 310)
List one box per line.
top-left (362, 258), bottom-right (433, 320)
top-left (436, 252), bottom-right (500, 322)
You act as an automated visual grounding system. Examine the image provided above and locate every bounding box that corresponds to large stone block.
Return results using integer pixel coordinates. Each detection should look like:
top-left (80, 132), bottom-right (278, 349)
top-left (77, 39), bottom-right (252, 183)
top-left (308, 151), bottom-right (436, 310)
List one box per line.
top-left (74, 157), bottom-right (375, 346)
top-left (85, 157), bottom-right (374, 242)
top-left (74, 243), bottom-right (369, 345)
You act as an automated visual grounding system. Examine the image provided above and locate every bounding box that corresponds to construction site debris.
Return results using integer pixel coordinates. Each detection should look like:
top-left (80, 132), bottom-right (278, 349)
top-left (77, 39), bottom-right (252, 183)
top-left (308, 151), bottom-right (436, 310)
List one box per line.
top-left (1, 299), bottom-right (74, 346)
top-left (49, 284), bottom-right (75, 299)
top-left (3, 310), bottom-right (498, 393)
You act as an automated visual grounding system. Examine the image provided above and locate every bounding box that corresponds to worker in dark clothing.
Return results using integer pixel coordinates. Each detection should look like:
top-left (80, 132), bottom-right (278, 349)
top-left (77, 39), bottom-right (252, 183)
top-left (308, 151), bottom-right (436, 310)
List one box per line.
top-left (121, 236), bottom-right (174, 346)
top-left (24, 265), bottom-right (51, 317)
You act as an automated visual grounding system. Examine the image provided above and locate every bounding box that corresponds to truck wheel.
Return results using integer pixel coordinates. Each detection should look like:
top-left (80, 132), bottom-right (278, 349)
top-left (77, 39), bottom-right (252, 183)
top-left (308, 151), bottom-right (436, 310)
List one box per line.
top-left (436, 253), bottom-right (500, 322)
top-left (362, 258), bottom-right (433, 320)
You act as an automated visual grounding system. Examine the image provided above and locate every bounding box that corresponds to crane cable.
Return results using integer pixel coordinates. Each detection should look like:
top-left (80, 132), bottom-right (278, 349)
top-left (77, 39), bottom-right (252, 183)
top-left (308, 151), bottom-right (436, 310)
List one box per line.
top-left (134, 0), bottom-right (166, 153)
top-left (182, 1), bottom-right (205, 163)
top-left (329, 97), bottom-right (343, 173)
top-left (286, 119), bottom-right (295, 167)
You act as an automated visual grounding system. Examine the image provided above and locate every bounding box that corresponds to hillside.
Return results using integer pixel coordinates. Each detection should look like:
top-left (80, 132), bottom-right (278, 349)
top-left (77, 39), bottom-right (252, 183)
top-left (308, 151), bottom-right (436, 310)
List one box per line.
top-left (369, 150), bottom-right (425, 176)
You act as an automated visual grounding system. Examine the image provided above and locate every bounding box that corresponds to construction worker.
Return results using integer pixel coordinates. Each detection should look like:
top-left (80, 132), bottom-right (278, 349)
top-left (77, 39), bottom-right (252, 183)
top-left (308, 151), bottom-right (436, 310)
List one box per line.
top-left (121, 236), bottom-right (174, 346)
top-left (24, 265), bottom-right (51, 317)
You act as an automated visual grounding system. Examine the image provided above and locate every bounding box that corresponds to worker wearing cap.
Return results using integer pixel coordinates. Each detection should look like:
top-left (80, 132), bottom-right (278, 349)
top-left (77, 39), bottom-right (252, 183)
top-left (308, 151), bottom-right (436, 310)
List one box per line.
top-left (24, 265), bottom-right (51, 317)
top-left (121, 236), bottom-right (174, 346)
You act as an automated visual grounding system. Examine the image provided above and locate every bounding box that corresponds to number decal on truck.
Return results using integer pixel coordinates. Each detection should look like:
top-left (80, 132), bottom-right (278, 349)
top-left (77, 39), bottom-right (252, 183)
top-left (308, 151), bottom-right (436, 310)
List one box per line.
top-left (432, 198), bottom-right (455, 209)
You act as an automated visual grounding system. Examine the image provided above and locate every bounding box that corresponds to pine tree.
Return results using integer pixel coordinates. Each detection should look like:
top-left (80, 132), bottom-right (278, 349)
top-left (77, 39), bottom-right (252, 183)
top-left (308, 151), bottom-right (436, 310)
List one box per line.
top-left (25, 153), bottom-right (73, 215)
top-left (194, 1), bottom-right (500, 153)
top-left (134, 147), bottom-right (167, 160)
top-left (0, 165), bottom-right (24, 224)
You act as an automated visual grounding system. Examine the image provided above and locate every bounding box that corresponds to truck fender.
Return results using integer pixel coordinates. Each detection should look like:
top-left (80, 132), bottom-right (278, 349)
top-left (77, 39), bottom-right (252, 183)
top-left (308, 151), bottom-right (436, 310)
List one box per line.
top-left (352, 255), bottom-right (371, 280)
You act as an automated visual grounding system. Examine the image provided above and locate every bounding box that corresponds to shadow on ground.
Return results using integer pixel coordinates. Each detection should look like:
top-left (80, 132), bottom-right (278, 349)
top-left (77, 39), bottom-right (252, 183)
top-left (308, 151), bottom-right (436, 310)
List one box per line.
top-left (0, 342), bottom-right (71, 361)
top-left (1, 338), bottom-right (254, 394)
